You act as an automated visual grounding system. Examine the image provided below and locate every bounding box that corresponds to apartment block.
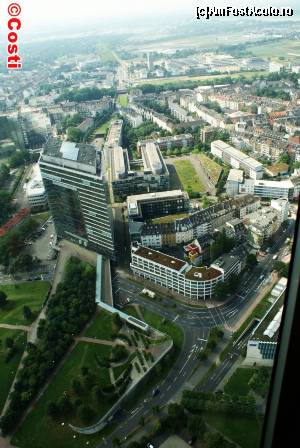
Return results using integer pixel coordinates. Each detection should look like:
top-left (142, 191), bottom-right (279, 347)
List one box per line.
top-left (211, 140), bottom-right (264, 180)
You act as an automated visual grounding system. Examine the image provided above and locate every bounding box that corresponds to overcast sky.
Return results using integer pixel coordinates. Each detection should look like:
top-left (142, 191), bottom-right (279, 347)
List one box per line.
top-left (0, 0), bottom-right (297, 34)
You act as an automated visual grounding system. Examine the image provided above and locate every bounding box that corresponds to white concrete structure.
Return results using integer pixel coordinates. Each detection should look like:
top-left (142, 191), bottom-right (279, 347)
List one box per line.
top-left (26, 164), bottom-right (48, 208)
top-left (226, 169), bottom-right (244, 197)
top-left (211, 140), bottom-right (264, 180)
top-left (270, 198), bottom-right (289, 222)
top-left (239, 179), bottom-right (294, 199)
top-left (131, 244), bottom-right (241, 300)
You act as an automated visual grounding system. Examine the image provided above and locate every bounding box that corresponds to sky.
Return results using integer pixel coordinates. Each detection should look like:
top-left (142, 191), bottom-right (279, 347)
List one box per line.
top-left (0, 0), bottom-right (298, 35)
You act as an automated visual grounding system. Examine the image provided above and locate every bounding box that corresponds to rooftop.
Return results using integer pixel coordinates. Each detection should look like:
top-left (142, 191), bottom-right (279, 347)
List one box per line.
top-left (254, 179), bottom-right (294, 189)
top-left (227, 169), bottom-right (244, 183)
top-left (251, 293), bottom-right (285, 342)
top-left (133, 245), bottom-right (186, 272)
top-left (42, 138), bottom-right (96, 167)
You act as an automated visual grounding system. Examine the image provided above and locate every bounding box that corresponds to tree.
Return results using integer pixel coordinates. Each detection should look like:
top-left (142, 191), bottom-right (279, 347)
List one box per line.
top-left (46, 401), bottom-right (60, 420)
top-left (273, 261), bottom-right (289, 277)
top-left (188, 414), bottom-right (206, 438)
top-left (67, 127), bottom-right (84, 143)
top-left (167, 403), bottom-right (186, 426)
top-left (112, 312), bottom-right (122, 330)
top-left (78, 405), bottom-right (96, 424)
top-left (23, 305), bottom-right (33, 321)
top-left (139, 415), bottom-right (145, 426)
top-left (246, 253), bottom-right (258, 268)
top-left (5, 337), bottom-right (14, 349)
top-left (71, 378), bottom-right (83, 395)
top-left (0, 291), bottom-right (8, 308)
top-left (214, 282), bottom-right (230, 300)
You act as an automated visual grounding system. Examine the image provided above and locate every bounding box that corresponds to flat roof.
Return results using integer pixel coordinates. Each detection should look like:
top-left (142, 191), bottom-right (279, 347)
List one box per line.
top-left (227, 169), bottom-right (244, 182)
top-left (127, 190), bottom-right (186, 204)
top-left (254, 179), bottom-right (294, 188)
top-left (43, 137), bottom-right (96, 167)
top-left (134, 246), bottom-right (186, 272)
top-left (184, 265), bottom-right (222, 281)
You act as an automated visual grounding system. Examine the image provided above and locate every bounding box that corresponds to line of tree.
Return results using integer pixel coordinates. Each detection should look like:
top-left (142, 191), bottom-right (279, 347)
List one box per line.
top-left (0, 257), bottom-right (96, 435)
top-left (56, 87), bottom-right (116, 103)
top-left (182, 390), bottom-right (256, 416)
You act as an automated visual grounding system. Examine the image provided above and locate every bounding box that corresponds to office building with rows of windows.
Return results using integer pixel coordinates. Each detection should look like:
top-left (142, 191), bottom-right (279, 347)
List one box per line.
top-left (39, 138), bottom-right (115, 258)
top-left (130, 244), bottom-right (241, 300)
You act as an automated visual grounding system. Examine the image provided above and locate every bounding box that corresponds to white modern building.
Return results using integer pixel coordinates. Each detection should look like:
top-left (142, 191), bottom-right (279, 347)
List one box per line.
top-left (211, 140), bottom-right (264, 180)
top-left (226, 169), bottom-right (244, 197)
top-left (26, 164), bottom-right (48, 209)
top-left (270, 198), bottom-right (289, 223)
top-left (130, 244), bottom-right (241, 300)
top-left (239, 179), bottom-right (294, 199)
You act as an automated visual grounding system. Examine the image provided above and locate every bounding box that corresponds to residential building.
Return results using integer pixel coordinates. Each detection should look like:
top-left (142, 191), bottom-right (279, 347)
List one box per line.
top-left (39, 138), bottom-right (115, 258)
top-left (130, 244), bottom-right (241, 300)
top-left (243, 208), bottom-right (281, 249)
top-left (129, 195), bottom-right (260, 248)
top-left (137, 134), bottom-right (194, 154)
top-left (270, 198), bottom-right (289, 223)
top-left (211, 140), bottom-right (264, 180)
top-left (226, 169), bottom-right (244, 197)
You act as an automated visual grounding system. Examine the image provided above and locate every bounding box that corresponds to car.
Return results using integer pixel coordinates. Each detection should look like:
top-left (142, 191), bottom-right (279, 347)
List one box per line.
top-left (152, 388), bottom-right (160, 397)
top-left (147, 444), bottom-right (154, 448)
top-left (188, 436), bottom-right (196, 445)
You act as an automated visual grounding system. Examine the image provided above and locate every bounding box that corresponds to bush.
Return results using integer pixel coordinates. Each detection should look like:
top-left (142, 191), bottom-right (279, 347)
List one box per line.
top-left (78, 405), bottom-right (96, 424)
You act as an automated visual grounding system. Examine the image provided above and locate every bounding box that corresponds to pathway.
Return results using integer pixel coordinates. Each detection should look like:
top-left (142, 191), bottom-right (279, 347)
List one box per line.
top-left (0, 324), bottom-right (30, 332)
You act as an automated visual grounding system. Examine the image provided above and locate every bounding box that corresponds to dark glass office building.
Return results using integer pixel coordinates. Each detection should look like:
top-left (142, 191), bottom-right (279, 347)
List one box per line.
top-left (39, 138), bottom-right (115, 258)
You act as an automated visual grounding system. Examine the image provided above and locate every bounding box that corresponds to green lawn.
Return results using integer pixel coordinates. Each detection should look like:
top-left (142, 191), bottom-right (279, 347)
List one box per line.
top-left (204, 412), bottom-right (262, 448)
top-left (117, 94), bottom-right (128, 107)
top-left (250, 39), bottom-right (300, 61)
top-left (84, 310), bottom-right (116, 340)
top-left (13, 342), bottom-right (114, 448)
top-left (224, 368), bottom-right (255, 396)
top-left (125, 305), bottom-right (183, 353)
top-left (173, 159), bottom-right (206, 194)
top-left (0, 281), bottom-right (50, 325)
top-left (137, 70), bottom-right (268, 86)
top-left (93, 116), bottom-right (118, 136)
top-left (199, 153), bottom-right (223, 185)
top-left (0, 329), bottom-right (26, 413)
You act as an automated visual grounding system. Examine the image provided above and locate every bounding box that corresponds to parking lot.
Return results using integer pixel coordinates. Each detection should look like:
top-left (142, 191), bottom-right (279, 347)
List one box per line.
top-left (24, 217), bottom-right (57, 261)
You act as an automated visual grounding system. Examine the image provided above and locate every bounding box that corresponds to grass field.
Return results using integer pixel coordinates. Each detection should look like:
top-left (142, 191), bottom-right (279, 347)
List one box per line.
top-left (204, 412), bottom-right (262, 448)
top-left (84, 310), bottom-right (116, 340)
top-left (173, 159), bottom-right (206, 194)
top-left (224, 368), bottom-right (255, 396)
top-left (0, 328), bottom-right (26, 413)
top-left (137, 70), bottom-right (268, 86)
top-left (199, 153), bottom-right (223, 185)
top-left (0, 281), bottom-right (50, 325)
top-left (13, 342), bottom-right (114, 448)
top-left (93, 115), bottom-right (117, 136)
top-left (125, 305), bottom-right (183, 353)
top-left (250, 39), bottom-right (300, 61)
top-left (150, 212), bottom-right (189, 224)
top-left (117, 94), bottom-right (128, 107)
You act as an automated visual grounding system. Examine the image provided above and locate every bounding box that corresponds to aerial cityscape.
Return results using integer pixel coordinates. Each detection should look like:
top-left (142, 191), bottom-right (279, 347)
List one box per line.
top-left (0, 1), bottom-right (299, 448)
